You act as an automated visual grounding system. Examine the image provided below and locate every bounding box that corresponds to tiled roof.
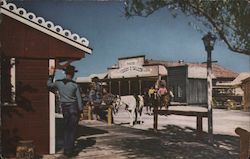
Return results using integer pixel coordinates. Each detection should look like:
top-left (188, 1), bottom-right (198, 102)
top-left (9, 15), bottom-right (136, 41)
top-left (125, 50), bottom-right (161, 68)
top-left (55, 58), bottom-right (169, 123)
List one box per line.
top-left (146, 59), bottom-right (238, 79)
top-left (144, 59), bottom-right (185, 67)
top-left (0, 0), bottom-right (92, 54)
top-left (217, 72), bottom-right (250, 86)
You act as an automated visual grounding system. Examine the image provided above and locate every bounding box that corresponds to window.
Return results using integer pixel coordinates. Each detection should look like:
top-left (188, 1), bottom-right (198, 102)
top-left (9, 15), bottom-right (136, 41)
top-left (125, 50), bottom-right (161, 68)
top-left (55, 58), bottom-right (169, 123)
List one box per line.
top-left (0, 55), bottom-right (16, 106)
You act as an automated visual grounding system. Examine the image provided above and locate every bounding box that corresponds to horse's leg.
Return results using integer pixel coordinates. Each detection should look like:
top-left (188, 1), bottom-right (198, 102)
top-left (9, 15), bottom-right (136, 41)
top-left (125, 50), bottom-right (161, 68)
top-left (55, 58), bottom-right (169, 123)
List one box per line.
top-left (149, 96), bottom-right (152, 114)
top-left (139, 107), bottom-right (143, 124)
top-left (146, 99), bottom-right (149, 114)
top-left (135, 108), bottom-right (138, 124)
top-left (129, 109), bottom-right (134, 126)
top-left (149, 104), bottom-right (152, 115)
top-left (146, 101), bottom-right (149, 114)
top-left (149, 98), bottom-right (153, 114)
top-left (149, 99), bottom-right (152, 115)
top-left (150, 100), bottom-right (155, 115)
top-left (159, 98), bottom-right (162, 110)
top-left (165, 95), bottom-right (170, 110)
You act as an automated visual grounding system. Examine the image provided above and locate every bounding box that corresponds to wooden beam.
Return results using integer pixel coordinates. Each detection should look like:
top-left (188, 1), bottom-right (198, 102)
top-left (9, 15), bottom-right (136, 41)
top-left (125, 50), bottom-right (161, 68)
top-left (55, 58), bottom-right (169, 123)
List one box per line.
top-left (235, 127), bottom-right (250, 159)
top-left (156, 110), bottom-right (208, 117)
top-left (49, 59), bottom-right (55, 154)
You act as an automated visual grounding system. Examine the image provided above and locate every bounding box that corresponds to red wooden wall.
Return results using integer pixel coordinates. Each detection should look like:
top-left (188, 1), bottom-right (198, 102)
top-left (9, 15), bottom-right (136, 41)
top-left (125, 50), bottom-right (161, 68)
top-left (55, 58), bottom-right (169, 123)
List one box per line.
top-left (0, 15), bottom-right (85, 59)
top-left (0, 13), bottom-right (88, 156)
top-left (2, 59), bottom-right (49, 155)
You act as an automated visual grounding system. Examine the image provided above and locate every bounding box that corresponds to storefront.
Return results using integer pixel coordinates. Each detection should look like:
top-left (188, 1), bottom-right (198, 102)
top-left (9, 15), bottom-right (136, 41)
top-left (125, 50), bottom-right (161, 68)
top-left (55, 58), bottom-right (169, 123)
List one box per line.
top-left (77, 55), bottom-right (239, 105)
top-left (84, 55), bottom-right (168, 96)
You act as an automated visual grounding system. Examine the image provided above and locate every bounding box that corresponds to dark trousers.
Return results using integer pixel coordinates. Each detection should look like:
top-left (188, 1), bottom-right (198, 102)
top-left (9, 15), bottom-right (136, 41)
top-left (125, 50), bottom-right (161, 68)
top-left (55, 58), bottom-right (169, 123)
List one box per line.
top-left (61, 103), bottom-right (79, 153)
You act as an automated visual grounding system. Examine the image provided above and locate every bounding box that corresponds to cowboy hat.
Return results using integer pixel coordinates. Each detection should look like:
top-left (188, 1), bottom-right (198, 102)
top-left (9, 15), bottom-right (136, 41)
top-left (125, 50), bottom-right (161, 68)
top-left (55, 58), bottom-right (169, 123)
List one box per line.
top-left (63, 65), bottom-right (78, 74)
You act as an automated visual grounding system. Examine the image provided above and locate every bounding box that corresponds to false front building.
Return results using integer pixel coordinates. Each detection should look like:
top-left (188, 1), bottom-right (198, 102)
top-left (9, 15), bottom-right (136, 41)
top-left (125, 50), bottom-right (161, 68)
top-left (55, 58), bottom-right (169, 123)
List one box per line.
top-left (77, 55), bottom-right (238, 105)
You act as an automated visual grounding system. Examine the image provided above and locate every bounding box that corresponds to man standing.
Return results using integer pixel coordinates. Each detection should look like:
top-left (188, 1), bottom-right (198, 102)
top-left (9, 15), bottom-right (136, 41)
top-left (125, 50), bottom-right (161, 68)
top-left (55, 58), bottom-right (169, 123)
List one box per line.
top-left (47, 65), bottom-right (83, 157)
top-left (88, 77), bottom-right (103, 120)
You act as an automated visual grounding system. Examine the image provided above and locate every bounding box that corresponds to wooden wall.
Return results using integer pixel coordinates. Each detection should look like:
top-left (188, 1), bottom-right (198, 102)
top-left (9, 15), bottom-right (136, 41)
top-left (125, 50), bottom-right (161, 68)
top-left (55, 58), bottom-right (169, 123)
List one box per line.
top-left (0, 15), bottom-right (84, 59)
top-left (0, 9), bottom-right (88, 156)
top-left (2, 59), bottom-right (49, 155)
top-left (242, 78), bottom-right (250, 111)
top-left (186, 79), bottom-right (207, 104)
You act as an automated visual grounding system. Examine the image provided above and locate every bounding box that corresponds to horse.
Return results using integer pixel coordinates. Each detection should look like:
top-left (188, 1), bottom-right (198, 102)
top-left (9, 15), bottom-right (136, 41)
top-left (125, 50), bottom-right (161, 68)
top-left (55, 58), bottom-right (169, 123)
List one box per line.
top-left (147, 92), bottom-right (158, 115)
top-left (159, 92), bottom-right (170, 110)
top-left (114, 95), bottom-right (144, 126)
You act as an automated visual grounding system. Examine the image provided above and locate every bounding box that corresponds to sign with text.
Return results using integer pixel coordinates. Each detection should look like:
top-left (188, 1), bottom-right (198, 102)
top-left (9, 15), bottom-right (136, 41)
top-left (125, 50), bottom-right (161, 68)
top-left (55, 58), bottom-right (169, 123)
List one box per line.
top-left (110, 65), bottom-right (159, 78)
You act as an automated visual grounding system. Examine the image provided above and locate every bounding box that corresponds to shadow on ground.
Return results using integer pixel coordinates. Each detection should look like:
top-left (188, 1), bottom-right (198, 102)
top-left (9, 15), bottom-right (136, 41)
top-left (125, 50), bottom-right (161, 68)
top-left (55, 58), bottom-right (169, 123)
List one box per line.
top-left (55, 118), bottom-right (240, 159)
top-left (55, 118), bottom-right (108, 153)
top-left (105, 125), bottom-right (240, 159)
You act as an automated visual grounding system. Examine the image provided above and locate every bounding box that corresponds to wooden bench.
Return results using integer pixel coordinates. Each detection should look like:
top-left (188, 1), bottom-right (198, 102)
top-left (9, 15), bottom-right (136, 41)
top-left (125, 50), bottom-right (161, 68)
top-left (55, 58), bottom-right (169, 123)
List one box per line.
top-left (153, 106), bottom-right (208, 137)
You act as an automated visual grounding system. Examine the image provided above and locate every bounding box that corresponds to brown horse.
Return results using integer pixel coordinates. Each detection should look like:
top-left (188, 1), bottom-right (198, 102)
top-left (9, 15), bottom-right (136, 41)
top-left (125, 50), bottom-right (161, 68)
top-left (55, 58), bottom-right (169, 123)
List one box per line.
top-left (159, 93), bottom-right (170, 110)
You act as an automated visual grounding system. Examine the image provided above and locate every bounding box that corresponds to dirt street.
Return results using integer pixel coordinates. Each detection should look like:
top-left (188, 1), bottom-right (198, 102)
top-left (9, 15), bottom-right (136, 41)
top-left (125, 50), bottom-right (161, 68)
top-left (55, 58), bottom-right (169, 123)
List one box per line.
top-left (42, 106), bottom-right (249, 158)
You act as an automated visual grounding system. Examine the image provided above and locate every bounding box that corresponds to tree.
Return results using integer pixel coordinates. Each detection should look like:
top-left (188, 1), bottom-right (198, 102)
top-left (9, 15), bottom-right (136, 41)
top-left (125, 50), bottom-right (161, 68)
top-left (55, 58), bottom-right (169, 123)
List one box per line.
top-left (124, 0), bottom-right (250, 56)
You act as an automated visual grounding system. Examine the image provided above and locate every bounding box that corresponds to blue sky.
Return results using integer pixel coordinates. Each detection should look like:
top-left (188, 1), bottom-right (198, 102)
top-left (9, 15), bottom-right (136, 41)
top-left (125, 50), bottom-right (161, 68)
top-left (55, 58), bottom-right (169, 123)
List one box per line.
top-left (13, 1), bottom-right (250, 79)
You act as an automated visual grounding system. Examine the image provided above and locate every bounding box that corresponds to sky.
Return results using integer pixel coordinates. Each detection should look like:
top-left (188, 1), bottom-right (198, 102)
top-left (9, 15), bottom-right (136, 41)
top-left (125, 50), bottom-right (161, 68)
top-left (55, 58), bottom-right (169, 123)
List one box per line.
top-left (12, 0), bottom-right (250, 79)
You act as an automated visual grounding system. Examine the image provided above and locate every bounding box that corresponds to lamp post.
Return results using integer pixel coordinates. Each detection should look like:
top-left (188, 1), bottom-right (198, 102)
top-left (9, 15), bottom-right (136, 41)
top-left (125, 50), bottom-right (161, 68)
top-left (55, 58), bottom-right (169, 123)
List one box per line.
top-left (202, 32), bottom-right (216, 145)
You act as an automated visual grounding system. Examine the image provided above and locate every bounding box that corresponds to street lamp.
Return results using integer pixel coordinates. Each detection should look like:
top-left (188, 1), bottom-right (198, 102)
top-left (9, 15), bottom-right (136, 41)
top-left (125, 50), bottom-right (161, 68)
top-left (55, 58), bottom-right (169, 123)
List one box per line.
top-left (202, 32), bottom-right (216, 145)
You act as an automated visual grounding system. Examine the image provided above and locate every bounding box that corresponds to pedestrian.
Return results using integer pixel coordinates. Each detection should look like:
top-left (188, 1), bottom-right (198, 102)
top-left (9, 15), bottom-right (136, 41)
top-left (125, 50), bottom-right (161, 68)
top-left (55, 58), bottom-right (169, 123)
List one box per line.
top-left (47, 65), bottom-right (83, 157)
top-left (88, 77), bottom-right (104, 119)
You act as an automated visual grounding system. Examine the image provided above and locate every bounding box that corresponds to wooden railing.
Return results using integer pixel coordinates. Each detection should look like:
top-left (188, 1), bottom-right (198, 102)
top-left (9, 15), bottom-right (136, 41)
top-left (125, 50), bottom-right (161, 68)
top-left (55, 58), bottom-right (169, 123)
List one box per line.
top-left (153, 106), bottom-right (208, 137)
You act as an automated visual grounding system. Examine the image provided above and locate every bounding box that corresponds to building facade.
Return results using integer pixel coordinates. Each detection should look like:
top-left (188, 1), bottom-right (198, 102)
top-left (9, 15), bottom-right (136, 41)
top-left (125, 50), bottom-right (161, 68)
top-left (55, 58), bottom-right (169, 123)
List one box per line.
top-left (77, 55), bottom-right (238, 105)
top-left (0, 0), bottom-right (92, 156)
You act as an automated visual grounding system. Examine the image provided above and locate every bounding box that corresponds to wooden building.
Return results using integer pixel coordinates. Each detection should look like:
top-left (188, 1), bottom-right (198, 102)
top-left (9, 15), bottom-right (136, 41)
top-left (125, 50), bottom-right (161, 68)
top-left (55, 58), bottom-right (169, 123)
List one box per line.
top-left (106, 55), bottom-right (168, 95)
top-left (167, 65), bottom-right (208, 104)
top-left (0, 0), bottom-right (92, 156)
top-left (77, 56), bottom-right (238, 105)
top-left (146, 60), bottom-right (238, 104)
top-left (241, 77), bottom-right (250, 111)
top-left (213, 73), bottom-right (250, 109)
top-left (77, 55), bottom-right (168, 96)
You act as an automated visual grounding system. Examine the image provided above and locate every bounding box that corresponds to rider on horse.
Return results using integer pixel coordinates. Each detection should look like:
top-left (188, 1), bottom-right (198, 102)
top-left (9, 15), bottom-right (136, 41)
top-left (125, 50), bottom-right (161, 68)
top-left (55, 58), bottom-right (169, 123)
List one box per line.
top-left (157, 80), bottom-right (170, 110)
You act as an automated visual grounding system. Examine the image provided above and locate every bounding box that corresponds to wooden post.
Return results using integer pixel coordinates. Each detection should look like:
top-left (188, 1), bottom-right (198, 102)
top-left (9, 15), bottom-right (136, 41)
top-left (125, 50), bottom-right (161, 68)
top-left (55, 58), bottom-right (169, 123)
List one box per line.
top-left (128, 80), bottom-right (131, 95)
top-left (109, 80), bottom-right (112, 93)
top-left (235, 127), bottom-right (250, 159)
top-left (0, 53), bottom-right (2, 154)
top-left (118, 80), bottom-right (121, 96)
top-left (139, 79), bottom-right (142, 95)
top-left (153, 104), bottom-right (158, 131)
top-left (107, 106), bottom-right (112, 126)
top-left (10, 58), bottom-right (16, 102)
top-left (196, 115), bottom-right (203, 138)
top-left (49, 59), bottom-right (55, 154)
top-left (207, 50), bottom-right (213, 144)
top-left (88, 104), bottom-right (92, 120)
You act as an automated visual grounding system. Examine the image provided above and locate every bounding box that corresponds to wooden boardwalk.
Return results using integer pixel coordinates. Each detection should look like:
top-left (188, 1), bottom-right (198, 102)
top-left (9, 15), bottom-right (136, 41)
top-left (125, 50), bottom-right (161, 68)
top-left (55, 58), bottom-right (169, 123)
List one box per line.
top-left (42, 119), bottom-right (240, 159)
